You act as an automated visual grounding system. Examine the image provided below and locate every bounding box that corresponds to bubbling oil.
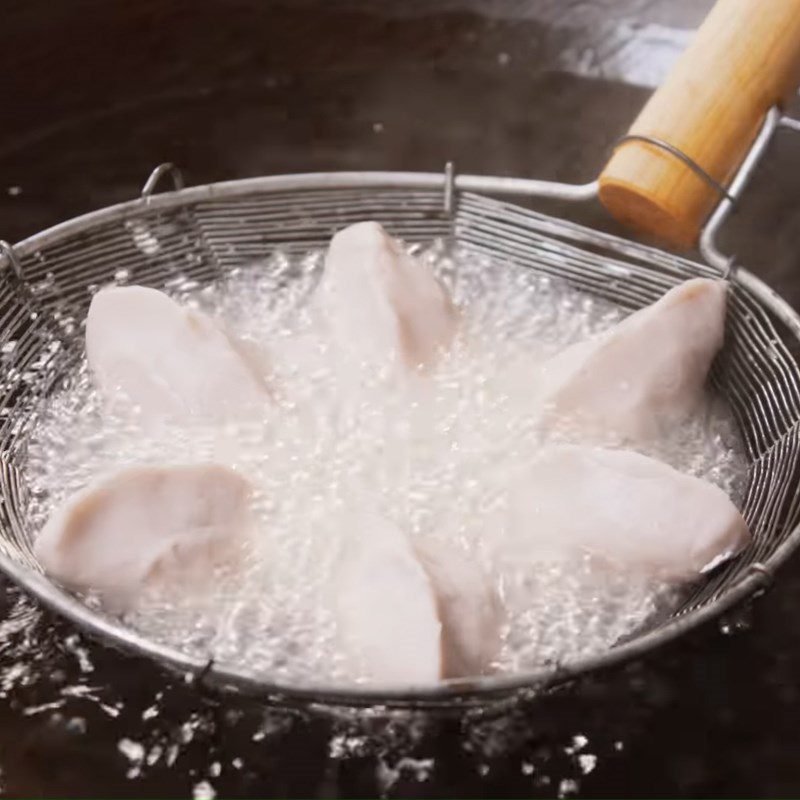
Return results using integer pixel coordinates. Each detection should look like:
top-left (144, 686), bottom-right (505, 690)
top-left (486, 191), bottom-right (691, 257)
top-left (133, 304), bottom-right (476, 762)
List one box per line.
top-left (23, 242), bottom-right (748, 687)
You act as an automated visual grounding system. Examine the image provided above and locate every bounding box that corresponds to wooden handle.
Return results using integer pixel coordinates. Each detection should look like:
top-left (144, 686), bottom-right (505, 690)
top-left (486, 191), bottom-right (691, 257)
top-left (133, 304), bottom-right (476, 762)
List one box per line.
top-left (598, 0), bottom-right (800, 248)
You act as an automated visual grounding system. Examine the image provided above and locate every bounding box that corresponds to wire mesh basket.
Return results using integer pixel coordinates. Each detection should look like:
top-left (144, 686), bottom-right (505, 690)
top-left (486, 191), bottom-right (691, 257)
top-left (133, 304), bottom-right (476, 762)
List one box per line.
top-left (1, 118), bottom-right (800, 704)
top-left (4, 0), bottom-right (800, 706)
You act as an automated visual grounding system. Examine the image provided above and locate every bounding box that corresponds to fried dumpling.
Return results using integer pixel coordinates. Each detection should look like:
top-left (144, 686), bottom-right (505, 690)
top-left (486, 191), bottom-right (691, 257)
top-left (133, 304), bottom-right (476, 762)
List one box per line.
top-left (35, 464), bottom-right (253, 607)
top-left (86, 286), bottom-right (269, 423)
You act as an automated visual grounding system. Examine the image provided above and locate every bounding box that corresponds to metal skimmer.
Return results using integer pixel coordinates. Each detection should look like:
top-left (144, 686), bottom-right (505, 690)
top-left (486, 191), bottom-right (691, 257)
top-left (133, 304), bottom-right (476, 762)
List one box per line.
top-left (0, 101), bottom-right (799, 705)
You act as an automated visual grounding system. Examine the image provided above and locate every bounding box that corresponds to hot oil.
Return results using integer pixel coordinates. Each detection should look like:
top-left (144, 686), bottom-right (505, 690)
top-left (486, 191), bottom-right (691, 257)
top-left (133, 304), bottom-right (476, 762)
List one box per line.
top-left (23, 242), bottom-right (748, 687)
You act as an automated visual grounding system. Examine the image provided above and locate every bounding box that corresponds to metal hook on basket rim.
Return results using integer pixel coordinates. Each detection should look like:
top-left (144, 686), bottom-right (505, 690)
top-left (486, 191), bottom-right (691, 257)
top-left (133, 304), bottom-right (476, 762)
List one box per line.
top-left (745, 561), bottom-right (774, 598)
top-left (0, 240), bottom-right (23, 280)
top-left (746, 561), bottom-right (773, 583)
top-left (141, 163), bottom-right (185, 201)
top-left (195, 656), bottom-right (216, 690)
top-left (443, 161), bottom-right (456, 216)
